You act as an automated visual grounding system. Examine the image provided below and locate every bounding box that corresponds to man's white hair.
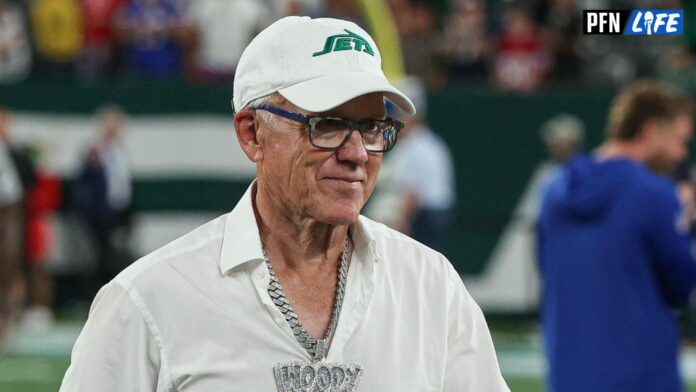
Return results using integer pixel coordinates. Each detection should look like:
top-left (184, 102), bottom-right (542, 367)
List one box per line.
top-left (243, 95), bottom-right (276, 128)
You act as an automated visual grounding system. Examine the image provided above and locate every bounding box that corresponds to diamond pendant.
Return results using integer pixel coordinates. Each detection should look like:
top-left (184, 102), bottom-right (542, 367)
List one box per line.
top-left (273, 361), bottom-right (363, 392)
top-left (265, 240), bottom-right (356, 391)
top-left (314, 339), bottom-right (328, 361)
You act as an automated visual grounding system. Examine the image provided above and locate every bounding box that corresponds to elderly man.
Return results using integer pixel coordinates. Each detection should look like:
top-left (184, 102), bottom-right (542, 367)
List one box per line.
top-left (61, 16), bottom-right (508, 391)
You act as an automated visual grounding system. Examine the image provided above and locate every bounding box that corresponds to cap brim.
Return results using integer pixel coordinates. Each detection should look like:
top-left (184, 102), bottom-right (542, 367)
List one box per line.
top-left (278, 72), bottom-right (416, 115)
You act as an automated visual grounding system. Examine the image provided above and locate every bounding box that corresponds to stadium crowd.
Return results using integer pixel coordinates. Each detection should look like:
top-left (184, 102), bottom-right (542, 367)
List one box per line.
top-left (0, 0), bottom-right (694, 92)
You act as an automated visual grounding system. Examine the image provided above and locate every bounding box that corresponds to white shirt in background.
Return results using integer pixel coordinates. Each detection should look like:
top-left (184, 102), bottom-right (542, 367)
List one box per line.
top-left (60, 182), bottom-right (508, 392)
top-left (0, 3), bottom-right (32, 83)
top-left (391, 125), bottom-right (455, 210)
top-left (367, 124), bottom-right (455, 224)
top-left (101, 142), bottom-right (132, 210)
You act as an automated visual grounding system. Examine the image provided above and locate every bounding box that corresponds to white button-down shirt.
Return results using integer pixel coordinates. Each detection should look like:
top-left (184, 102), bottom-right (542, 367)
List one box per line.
top-left (60, 183), bottom-right (509, 391)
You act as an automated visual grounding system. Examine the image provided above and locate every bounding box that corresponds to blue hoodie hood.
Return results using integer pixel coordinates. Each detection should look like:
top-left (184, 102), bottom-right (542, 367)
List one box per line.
top-left (556, 154), bottom-right (638, 220)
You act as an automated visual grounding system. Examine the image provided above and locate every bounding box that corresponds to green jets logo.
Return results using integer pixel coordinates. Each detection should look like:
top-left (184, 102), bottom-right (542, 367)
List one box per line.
top-left (313, 29), bottom-right (375, 57)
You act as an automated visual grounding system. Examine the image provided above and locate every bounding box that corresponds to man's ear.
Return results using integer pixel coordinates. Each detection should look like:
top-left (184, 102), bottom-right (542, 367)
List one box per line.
top-left (234, 109), bottom-right (264, 162)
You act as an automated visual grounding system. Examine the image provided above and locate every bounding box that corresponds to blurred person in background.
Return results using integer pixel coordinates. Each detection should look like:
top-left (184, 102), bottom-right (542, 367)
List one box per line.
top-left (365, 76), bottom-right (455, 252)
top-left (3, 121), bottom-right (36, 199)
top-left (115, 0), bottom-right (184, 78)
top-left (484, 114), bottom-right (584, 305)
top-left (2, 110), bottom-right (39, 251)
top-left (492, 3), bottom-right (550, 93)
top-left (523, 113), bottom-right (585, 224)
top-left (0, 108), bottom-right (25, 347)
top-left (537, 80), bottom-right (696, 392)
top-left (537, 0), bottom-right (581, 81)
top-left (30, 0), bottom-right (83, 75)
top-left (61, 17), bottom-right (508, 391)
top-left (77, 0), bottom-right (127, 81)
top-left (73, 105), bottom-right (132, 297)
top-left (438, 0), bottom-right (490, 80)
top-left (21, 144), bottom-right (61, 331)
top-left (181, 0), bottom-right (268, 85)
top-left (0, 0), bottom-right (32, 83)
top-left (1, 109), bottom-right (44, 333)
top-left (540, 113), bottom-right (585, 165)
top-left (317, 0), bottom-right (364, 26)
top-left (388, 0), bottom-right (437, 83)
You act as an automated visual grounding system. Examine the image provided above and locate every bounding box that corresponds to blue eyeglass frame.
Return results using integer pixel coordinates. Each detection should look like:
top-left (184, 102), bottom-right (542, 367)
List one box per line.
top-left (249, 104), bottom-right (403, 152)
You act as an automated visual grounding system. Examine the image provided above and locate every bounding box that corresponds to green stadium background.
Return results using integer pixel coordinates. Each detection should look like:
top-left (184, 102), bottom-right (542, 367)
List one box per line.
top-left (0, 78), bottom-right (612, 276)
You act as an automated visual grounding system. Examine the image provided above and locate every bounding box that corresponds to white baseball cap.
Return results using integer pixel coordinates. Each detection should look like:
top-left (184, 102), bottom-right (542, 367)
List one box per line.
top-left (232, 16), bottom-right (416, 115)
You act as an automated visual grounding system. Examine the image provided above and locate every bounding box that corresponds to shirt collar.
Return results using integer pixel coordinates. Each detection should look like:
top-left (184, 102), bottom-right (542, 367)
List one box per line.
top-left (219, 180), bottom-right (381, 276)
top-left (219, 181), bottom-right (265, 275)
top-left (351, 216), bottom-right (380, 267)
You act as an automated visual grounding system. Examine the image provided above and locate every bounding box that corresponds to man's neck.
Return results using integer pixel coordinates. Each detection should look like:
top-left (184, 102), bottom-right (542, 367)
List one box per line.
top-left (595, 140), bottom-right (649, 165)
top-left (252, 183), bottom-right (349, 275)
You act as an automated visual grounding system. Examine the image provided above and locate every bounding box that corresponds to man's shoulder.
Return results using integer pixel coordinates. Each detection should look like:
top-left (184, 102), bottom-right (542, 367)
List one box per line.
top-left (628, 165), bottom-right (678, 202)
top-left (640, 168), bottom-right (676, 189)
top-left (114, 213), bottom-right (228, 288)
top-left (358, 216), bottom-right (463, 307)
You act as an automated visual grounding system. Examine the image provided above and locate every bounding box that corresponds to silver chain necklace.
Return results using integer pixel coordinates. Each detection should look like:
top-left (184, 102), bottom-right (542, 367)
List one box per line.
top-left (263, 240), bottom-right (350, 361)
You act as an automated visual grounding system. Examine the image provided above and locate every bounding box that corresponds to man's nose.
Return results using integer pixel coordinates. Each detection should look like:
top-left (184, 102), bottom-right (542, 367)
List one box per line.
top-left (336, 130), bottom-right (368, 164)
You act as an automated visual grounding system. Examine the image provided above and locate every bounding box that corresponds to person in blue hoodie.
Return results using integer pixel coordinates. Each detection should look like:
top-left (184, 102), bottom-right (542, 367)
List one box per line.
top-left (537, 80), bottom-right (696, 392)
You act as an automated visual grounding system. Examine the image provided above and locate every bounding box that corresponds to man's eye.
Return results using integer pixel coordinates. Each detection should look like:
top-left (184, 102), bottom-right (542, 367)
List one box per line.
top-left (316, 119), bottom-right (349, 133)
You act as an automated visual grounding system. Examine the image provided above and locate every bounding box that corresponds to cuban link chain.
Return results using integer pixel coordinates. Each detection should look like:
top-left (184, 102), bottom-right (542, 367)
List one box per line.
top-left (264, 240), bottom-right (350, 361)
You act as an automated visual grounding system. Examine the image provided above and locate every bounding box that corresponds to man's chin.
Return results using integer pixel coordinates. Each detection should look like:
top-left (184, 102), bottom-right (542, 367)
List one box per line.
top-left (311, 202), bottom-right (362, 226)
top-left (318, 178), bottom-right (365, 198)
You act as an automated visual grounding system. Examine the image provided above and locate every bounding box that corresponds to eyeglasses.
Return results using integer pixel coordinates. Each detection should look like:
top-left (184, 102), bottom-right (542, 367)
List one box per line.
top-left (250, 104), bottom-right (403, 153)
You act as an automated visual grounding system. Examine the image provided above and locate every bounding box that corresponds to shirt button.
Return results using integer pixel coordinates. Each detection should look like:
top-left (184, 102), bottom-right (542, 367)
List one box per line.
top-left (274, 316), bottom-right (284, 327)
top-left (256, 270), bottom-right (266, 280)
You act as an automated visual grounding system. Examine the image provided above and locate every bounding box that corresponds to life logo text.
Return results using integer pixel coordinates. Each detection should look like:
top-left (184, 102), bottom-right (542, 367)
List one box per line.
top-left (583, 9), bottom-right (683, 35)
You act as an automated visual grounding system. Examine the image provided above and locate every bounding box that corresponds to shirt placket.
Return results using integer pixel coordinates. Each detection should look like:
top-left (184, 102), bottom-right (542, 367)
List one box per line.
top-left (245, 260), bottom-right (312, 359)
top-left (325, 244), bottom-right (377, 363)
top-left (244, 244), bottom-right (377, 364)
